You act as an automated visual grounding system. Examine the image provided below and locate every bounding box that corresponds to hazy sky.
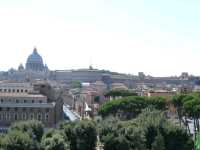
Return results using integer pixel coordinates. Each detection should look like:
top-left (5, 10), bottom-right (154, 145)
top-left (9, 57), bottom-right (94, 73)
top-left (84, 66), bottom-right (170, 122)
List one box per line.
top-left (0, 0), bottom-right (200, 76)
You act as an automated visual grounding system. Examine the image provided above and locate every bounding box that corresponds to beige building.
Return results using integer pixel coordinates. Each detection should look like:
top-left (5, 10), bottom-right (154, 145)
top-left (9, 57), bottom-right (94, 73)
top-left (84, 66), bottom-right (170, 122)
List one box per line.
top-left (146, 90), bottom-right (176, 101)
top-left (0, 82), bottom-right (60, 128)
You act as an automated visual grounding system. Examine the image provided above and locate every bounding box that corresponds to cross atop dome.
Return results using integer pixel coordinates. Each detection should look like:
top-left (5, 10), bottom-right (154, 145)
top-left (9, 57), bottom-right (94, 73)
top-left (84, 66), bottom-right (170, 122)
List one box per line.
top-left (33, 47), bottom-right (38, 54)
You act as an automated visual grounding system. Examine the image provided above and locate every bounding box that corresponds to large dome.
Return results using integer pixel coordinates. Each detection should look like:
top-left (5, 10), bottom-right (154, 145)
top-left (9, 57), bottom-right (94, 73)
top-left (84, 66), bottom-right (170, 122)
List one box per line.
top-left (26, 48), bottom-right (45, 72)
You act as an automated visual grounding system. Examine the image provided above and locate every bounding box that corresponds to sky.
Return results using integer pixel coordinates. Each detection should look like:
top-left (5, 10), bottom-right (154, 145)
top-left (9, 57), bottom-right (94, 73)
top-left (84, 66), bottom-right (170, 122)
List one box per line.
top-left (0, 0), bottom-right (200, 77)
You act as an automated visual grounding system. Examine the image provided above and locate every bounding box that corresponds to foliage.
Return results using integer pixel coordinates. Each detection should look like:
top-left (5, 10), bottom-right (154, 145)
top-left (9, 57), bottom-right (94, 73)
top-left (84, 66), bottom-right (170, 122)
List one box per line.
top-left (60, 122), bottom-right (77, 150)
top-left (2, 130), bottom-right (36, 150)
top-left (60, 120), bottom-right (97, 150)
top-left (71, 80), bottom-right (82, 89)
top-left (135, 109), bottom-right (193, 150)
top-left (94, 96), bottom-right (100, 103)
top-left (99, 96), bottom-right (166, 119)
top-left (41, 129), bottom-right (69, 150)
top-left (151, 133), bottom-right (165, 150)
top-left (0, 134), bottom-right (5, 150)
top-left (10, 120), bottom-right (44, 142)
top-left (105, 90), bottom-right (137, 98)
top-left (98, 117), bottom-right (146, 150)
top-left (73, 120), bottom-right (97, 150)
top-left (103, 135), bottom-right (130, 150)
top-left (98, 109), bottom-right (193, 150)
top-left (196, 132), bottom-right (200, 150)
top-left (172, 93), bottom-right (200, 136)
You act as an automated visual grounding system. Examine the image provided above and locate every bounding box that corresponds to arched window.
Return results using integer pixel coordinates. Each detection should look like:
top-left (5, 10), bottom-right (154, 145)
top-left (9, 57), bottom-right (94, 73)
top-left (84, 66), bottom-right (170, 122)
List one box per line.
top-left (6, 113), bottom-right (10, 121)
top-left (37, 113), bottom-right (42, 121)
top-left (14, 113), bottom-right (18, 120)
top-left (22, 113), bottom-right (27, 120)
top-left (30, 113), bottom-right (34, 120)
top-left (45, 113), bottom-right (49, 121)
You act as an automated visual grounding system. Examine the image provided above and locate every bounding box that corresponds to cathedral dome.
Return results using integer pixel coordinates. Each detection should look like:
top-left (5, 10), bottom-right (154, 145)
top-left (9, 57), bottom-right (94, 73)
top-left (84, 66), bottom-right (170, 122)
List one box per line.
top-left (27, 48), bottom-right (43, 63)
top-left (26, 48), bottom-right (45, 72)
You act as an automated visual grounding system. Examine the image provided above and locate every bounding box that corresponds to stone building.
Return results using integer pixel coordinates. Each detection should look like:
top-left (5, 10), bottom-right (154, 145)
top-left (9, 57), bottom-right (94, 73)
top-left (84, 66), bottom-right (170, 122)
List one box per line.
top-left (146, 90), bottom-right (176, 101)
top-left (0, 82), bottom-right (62, 128)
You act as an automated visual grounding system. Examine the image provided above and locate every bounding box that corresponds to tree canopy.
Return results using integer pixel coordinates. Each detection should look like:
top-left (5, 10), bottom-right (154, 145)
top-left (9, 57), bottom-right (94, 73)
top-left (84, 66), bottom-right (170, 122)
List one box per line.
top-left (99, 96), bottom-right (166, 119)
top-left (105, 90), bottom-right (137, 98)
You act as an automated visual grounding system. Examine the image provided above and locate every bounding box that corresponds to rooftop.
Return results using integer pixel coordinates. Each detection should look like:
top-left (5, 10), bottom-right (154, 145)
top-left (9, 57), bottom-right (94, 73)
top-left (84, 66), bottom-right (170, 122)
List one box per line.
top-left (0, 102), bottom-right (55, 108)
top-left (0, 93), bottom-right (46, 98)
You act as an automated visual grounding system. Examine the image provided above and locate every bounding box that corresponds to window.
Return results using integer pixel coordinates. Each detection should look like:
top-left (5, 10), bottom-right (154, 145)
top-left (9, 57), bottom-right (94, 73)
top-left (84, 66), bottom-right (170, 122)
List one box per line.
top-left (30, 114), bottom-right (34, 120)
top-left (0, 89), bottom-right (2, 92)
top-left (37, 113), bottom-right (42, 121)
top-left (14, 114), bottom-right (18, 120)
top-left (45, 113), bottom-right (49, 121)
top-left (17, 89), bottom-right (19, 93)
top-left (24, 100), bottom-right (27, 103)
top-left (22, 113), bottom-right (27, 120)
top-left (6, 113), bottom-right (10, 121)
top-left (0, 114), bottom-right (2, 120)
top-left (21, 89), bottom-right (23, 93)
top-left (25, 90), bottom-right (28, 93)
top-left (3, 113), bottom-right (6, 120)
top-left (8, 89), bottom-right (11, 93)
top-left (46, 108), bottom-right (49, 113)
top-left (32, 100), bottom-right (34, 103)
top-left (16, 99), bottom-right (19, 103)
top-left (4, 89), bottom-right (7, 92)
top-left (1, 99), bottom-right (3, 103)
top-left (39, 100), bottom-right (42, 103)
top-left (12, 89), bottom-right (15, 92)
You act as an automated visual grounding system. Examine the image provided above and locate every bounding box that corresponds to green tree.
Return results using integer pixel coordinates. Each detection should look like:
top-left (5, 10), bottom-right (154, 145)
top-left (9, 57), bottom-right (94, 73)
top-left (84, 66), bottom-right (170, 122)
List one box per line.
top-left (105, 90), bottom-right (137, 98)
top-left (161, 125), bottom-right (193, 150)
top-left (10, 120), bottom-right (44, 142)
top-left (151, 133), bottom-right (165, 150)
top-left (136, 109), bottom-right (193, 150)
top-left (71, 81), bottom-right (82, 89)
top-left (172, 94), bottom-right (186, 126)
top-left (0, 134), bottom-right (5, 150)
top-left (98, 116), bottom-right (146, 150)
top-left (103, 135), bottom-right (130, 150)
top-left (73, 120), bottom-right (97, 150)
top-left (60, 120), bottom-right (97, 150)
top-left (41, 129), bottom-right (69, 150)
top-left (99, 96), bottom-right (166, 119)
top-left (60, 122), bottom-right (76, 150)
top-left (2, 130), bottom-right (36, 150)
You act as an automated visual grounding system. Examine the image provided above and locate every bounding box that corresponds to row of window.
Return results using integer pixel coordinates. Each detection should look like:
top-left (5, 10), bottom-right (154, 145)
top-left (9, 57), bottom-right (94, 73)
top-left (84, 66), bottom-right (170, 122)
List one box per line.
top-left (0, 89), bottom-right (29, 93)
top-left (0, 99), bottom-right (43, 103)
top-left (0, 108), bottom-right (50, 112)
top-left (0, 112), bottom-right (49, 121)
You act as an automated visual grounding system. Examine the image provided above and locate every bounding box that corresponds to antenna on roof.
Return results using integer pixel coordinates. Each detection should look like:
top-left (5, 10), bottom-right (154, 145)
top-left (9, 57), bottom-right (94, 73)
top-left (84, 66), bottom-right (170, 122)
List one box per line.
top-left (89, 57), bottom-right (93, 70)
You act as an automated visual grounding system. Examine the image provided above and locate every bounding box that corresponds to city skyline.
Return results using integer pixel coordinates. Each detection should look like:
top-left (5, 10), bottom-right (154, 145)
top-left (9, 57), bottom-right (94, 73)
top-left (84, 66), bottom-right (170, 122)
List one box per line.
top-left (0, 0), bottom-right (200, 76)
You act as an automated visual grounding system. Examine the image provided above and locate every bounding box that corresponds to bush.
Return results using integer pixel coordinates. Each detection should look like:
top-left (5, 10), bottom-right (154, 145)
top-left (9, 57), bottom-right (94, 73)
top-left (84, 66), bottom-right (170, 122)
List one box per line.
top-left (2, 130), bottom-right (36, 150)
top-left (10, 120), bottom-right (44, 142)
top-left (41, 129), bottom-right (69, 150)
